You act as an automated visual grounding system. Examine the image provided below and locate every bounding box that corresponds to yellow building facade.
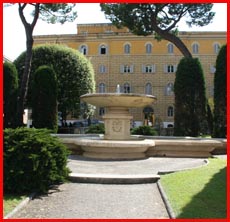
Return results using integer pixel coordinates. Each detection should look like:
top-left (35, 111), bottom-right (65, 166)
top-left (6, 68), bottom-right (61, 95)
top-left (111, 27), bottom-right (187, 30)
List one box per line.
top-left (33, 23), bottom-right (226, 130)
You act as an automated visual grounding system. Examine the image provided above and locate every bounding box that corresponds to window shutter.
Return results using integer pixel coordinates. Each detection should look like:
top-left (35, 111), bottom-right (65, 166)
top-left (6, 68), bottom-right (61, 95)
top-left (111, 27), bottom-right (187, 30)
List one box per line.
top-left (130, 65), bottom-right (134, 73)
top-left (120, 65), bottom-right (124, 73)
top-left (174, 65), bottom-right (177, 73)
top-left (141, 65), bottom-right (145, 73)
top-left (152, 64), bottom-right (156, 73)
top-left (163, 65), bottom-right (168, 73)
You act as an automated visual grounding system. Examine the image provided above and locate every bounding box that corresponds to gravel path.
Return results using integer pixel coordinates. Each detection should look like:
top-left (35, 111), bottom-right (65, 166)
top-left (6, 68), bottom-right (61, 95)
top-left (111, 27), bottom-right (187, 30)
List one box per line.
top-left (12, 183), bottom-right (169, 219)
top-left (9, 155), bottom-right (213, 219)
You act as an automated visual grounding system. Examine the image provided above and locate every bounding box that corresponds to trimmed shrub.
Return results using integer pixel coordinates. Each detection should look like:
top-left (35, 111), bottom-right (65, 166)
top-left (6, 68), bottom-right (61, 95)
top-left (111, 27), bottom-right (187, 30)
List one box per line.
top-left (131, 125), bottom-right (157, 136)
top-left (3, 62), bottom-right (18, 128)
top-left (174, 57), bottom-right (207, 136)
top-left (14, 44), bottom-right (95, 120)
top-left (213, 44), bottom-right (226, 138)
top-left (4, 128), bottom-right (70, 194)
top-left (85, 124), bottom-right (105, 134)
top-left (31, 65), bottom-right (58, 132)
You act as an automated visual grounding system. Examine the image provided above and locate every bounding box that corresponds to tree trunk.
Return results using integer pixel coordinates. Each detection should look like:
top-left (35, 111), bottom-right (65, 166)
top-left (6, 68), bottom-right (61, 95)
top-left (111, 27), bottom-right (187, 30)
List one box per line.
top-left (16, 3), bottom-right (40, 126)
top-left (155, 27), bottom-right (193, 58)
top-left (16, 28), bottom-right (33, 126)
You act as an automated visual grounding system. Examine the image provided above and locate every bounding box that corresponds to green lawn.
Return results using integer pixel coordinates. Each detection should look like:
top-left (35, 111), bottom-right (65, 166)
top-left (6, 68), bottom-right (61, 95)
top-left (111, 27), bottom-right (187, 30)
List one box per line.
top-left (3, 194), bottom-right (27, 217)
top-left (160, 158), bottom-right (226, 218)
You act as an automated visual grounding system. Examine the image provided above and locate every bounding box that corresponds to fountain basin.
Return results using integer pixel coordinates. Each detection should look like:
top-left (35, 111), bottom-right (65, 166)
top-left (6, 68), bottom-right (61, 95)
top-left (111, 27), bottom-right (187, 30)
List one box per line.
top-left (80, 93), bottom-right (156, 108)
top-left (81, 93), bottom-right (156, 141)
top-left (61, 136), bottom-right (155, 160)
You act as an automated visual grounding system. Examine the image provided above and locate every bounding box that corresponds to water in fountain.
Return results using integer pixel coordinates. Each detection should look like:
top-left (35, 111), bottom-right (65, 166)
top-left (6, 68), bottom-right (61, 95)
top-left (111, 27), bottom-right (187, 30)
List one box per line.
top-left (116, 84), bottom-right (121, 93)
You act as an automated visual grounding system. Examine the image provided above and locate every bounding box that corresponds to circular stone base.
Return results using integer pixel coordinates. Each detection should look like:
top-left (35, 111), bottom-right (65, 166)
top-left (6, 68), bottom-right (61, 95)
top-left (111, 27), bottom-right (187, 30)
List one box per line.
top-left (73, 138), bottom-right (155, 160)
top-left (83, 151), bottom-right (146, 160)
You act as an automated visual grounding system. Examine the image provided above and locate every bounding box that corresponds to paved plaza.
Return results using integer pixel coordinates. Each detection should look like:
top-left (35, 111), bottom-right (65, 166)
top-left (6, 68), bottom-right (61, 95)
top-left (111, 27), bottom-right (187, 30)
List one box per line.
top-left (8, 155), bottom-right (224, 219)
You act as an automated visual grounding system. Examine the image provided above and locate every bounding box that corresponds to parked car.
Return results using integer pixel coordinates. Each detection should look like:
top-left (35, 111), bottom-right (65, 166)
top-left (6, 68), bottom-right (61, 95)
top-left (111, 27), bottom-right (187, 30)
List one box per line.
top-left (72, 119), bottom-right (101, 128)
top-left (72, 121), bottom-right (84, 128)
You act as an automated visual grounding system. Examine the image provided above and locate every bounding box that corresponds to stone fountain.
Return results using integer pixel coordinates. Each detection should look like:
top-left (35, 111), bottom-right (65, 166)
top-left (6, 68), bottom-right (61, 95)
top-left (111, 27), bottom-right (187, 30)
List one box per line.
top-left (67, 87), bottom-right (157, 160)
top-left (59, 86), bottom-right (225, 159)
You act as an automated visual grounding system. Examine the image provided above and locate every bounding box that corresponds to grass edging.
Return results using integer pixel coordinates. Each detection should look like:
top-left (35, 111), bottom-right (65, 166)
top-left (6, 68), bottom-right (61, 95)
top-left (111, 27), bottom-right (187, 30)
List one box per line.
top-left (4, 193), bottom-right (36, 219)
top-left (157, 180), bottom-right (176, 219)
top-left (159, 157), bottom-right (226, 218)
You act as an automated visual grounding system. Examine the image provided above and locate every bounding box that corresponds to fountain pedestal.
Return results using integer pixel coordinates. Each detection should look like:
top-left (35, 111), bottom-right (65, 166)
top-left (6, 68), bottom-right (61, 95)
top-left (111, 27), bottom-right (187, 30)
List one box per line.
top-left (103, 107), bottom-right (132, 140)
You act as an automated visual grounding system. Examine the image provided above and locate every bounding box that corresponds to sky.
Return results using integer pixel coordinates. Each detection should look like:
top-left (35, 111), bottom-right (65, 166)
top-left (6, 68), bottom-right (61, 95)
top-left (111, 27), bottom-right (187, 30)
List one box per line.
top-left (3, 3), bottom-right (227, 61)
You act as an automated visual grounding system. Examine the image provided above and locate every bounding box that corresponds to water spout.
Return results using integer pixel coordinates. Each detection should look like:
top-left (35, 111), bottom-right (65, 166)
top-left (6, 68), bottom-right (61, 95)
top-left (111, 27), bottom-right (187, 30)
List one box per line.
top-left (116, 84), bottom-right (121, 93)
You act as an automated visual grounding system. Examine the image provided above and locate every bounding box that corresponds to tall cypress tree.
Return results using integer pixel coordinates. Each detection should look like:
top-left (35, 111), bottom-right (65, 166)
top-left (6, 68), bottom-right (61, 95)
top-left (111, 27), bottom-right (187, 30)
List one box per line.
top-left (31, 65), bottom-right (58, 132)
top-left (174, 58), bottom-right (207, 136)
top-left (213, 44), bottom-right (226, 138)
top-left (3, 62), bottom-right (18, 128)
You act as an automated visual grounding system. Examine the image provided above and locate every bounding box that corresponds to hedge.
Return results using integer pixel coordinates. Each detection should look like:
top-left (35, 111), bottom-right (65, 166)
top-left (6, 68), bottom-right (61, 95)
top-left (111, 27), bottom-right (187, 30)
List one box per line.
top-left (4, 128), bottom-right (70, 194)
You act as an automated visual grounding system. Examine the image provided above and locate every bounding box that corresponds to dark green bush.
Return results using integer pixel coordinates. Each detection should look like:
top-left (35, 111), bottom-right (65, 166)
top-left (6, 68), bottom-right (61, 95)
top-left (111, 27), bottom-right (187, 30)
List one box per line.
top-left (4, 128), bottom-right (70, 194)
top-left (131, 125), bottom-right (157, 136)
top-left (85, 124), bottom-right (105, 134)
top-left (213, 44), bottom-right (226, 138)
top-left (32, 65), bottom-right (58, 132)
top-left (14, 44), bottom-right (95, 120)
top-left (174, 57), bottom-right (207, 136)
top-left (3, 62), bottom-right (18, 128)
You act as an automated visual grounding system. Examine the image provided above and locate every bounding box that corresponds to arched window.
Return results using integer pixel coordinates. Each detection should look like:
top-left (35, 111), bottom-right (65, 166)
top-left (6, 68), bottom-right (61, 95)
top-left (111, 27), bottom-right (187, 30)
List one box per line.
top-left (167, 106), bottom-right (174, 117)
top-left (99, 83), bottom-right (106, 93)
top-left (99, 107), bottom-right (105, 116)
top-left (79, 45), bottom-right (87, 55)
top-left (123, 83), bottom-right (131, 93)
top-left (146, 43), bottom-right (152, 54)
top-left (145, 83), bottom-right (152, 95)
top-left (167, 43), bottom-right (174, 53)
top-left (213, 43), bottom-right (220, 54)
top-left (124, 43), bottom-right (131, 54)
top-left (99, 44), bottom-right (107, 55)
top-left (165, 83), bottom-right (174, 96)
top-left (192, 43), bottom-right (199, 54)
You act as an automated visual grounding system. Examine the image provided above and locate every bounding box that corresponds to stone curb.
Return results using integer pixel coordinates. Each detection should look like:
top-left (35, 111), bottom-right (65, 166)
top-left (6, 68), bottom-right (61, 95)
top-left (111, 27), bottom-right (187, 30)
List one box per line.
top-left (69, 173), bottom-right (160, 184)
top-left (157, 181), bottom-right (176, 219)
top-left (4, 193), bottom-right (36, 219)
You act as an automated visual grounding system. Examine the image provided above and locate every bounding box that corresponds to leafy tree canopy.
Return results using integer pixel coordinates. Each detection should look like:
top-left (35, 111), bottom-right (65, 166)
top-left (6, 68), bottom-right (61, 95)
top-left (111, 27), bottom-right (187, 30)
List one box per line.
top-left (14, 44), bottom-right (95, 120)
top-left (34, 4), bottom-right (77, 24)
top-left (100, 3), bottom-right (215, 57)
top-left (4, 3), bottom-right (77, 126)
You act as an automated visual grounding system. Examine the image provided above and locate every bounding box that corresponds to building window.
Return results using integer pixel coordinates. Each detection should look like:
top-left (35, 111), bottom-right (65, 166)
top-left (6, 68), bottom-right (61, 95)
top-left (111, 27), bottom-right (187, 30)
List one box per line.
top-left (123, 83), bottom-right (131, 93)
top-left (210, 65), bottom-right (216, 74)
top-left (99, 65), bottom-right (107, 73)
top-left (167, 106), bottom-right (174, 117)
top-left (145, 83), bottom-right (152, 95)
top-left (99, 44), bottom-right (107, 55)
top-left (99, 107), bottom-right (105, 116)
top-left (79, 45), bottom-right (87, 55)
top-left (214, 43), bottom-right (220, 54)
top-left (146, 43), bottom-right (152, 54)
top-left (124, 43), bottom-right (131, 54)
top-left (120, 65), bottom-right (134, 73)
top-left (167, 65), bottom-right (174, 73)
top-left (164, 64), bottom-right (176, 73)
top-left (167, 43), bottom-right (174, 53)
top-left (192, 43), bottom-right (199, 54)
top-left (165, 83), bottom-right (174, 96)
top-left (99, 83), bottom-right (106, 93)
top-left (210, 86), bottom-right (214, 97)
top-left (142, 64), bottom-right (156, 73)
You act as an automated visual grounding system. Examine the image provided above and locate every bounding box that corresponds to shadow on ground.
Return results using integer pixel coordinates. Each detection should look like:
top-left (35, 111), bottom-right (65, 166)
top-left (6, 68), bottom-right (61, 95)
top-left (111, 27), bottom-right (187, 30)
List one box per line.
top-left (178, 166), bottom-right (226, 218)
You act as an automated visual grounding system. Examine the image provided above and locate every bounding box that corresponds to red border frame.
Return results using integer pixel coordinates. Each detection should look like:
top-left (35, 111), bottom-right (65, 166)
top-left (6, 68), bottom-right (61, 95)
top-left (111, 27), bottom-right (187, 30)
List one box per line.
top-left (0, 0), bottom-right (230, 221)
